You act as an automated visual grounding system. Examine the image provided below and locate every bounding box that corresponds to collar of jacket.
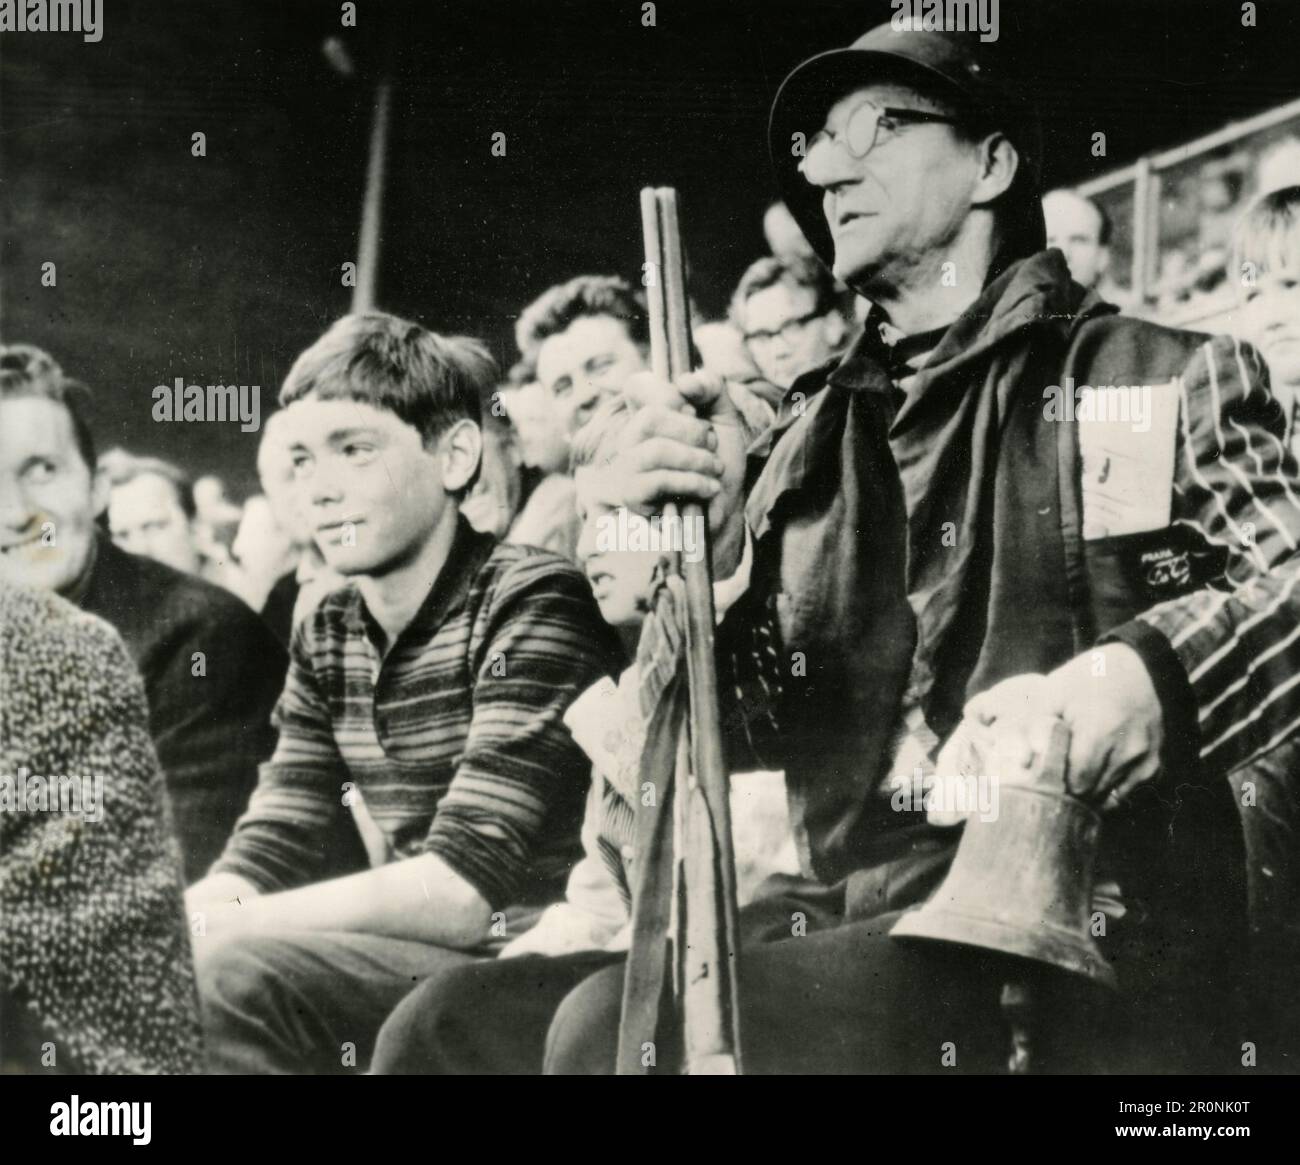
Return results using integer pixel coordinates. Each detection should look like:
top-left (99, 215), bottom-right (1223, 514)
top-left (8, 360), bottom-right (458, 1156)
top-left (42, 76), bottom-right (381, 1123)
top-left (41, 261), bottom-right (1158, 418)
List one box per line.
top-left (746, 250), bottom-right (1112, 541)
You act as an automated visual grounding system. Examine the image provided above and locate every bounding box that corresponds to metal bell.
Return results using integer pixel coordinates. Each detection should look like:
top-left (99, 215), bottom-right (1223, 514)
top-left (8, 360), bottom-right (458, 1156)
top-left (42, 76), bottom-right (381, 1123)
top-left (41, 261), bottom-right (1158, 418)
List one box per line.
top-left (890, 718), bottom-right (1117, 989)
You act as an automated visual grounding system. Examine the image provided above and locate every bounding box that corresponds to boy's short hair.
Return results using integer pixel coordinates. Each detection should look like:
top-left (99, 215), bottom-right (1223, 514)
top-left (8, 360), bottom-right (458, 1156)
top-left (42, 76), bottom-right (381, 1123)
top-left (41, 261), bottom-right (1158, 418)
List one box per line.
top-left (98, 448), bottom-right (197, 521)
top-left (0, 344), bottom-right (97, 471)
top-left (1233, 186), bottom-right (1300, 284)
top-left (569, 395), bottom-right (637, 475)
top-left (729, 254), bottom-right (842, 331)
top-left (280, 313), bottom-right (496, 448)
top-left (515, 276), bottom-right (650, 358)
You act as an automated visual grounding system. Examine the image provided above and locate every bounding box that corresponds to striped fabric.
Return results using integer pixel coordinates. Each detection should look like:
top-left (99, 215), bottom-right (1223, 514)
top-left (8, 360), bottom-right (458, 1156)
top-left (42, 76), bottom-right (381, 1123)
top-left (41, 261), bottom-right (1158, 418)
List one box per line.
top-left (1133, 334), bottom-right (1300, 773)
top-left (212, 519), bottom-right (621, 909)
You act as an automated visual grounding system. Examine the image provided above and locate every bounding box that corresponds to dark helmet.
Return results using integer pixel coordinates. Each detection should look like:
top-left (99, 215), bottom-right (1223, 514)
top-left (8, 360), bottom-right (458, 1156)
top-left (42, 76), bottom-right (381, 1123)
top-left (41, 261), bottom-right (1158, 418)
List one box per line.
top-left (768, 22), bottom-right (1046, 278)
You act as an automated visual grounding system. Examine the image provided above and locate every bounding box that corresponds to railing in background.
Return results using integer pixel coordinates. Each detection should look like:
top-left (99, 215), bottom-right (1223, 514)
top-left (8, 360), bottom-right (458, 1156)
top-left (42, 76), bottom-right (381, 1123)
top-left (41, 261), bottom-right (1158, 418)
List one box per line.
top-left (1074, 95), bottom-right (1300, 336)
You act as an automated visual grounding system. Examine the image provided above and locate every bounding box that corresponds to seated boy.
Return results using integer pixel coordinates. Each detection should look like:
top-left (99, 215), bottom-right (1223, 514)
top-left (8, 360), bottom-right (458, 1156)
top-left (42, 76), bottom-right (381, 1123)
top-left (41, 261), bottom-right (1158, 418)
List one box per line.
top-left (369, 394), bottom-right (797, 1074)
top-left (187, 312), bottom-right (622, 1074)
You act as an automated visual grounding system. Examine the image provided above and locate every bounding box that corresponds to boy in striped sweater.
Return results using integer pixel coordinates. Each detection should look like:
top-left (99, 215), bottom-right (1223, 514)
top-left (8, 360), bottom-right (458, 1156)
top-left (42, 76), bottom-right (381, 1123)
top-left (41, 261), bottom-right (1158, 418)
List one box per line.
top-left (370, 394), bottom-right (796, 1074)
top-left (187, 312), bottom-right (621, 1074)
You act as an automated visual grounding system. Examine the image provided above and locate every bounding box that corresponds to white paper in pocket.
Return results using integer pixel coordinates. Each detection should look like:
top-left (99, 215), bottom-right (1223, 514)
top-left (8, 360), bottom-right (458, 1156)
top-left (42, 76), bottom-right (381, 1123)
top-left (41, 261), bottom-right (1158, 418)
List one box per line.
top-left (1076, 378), bottom-right (1180, 540)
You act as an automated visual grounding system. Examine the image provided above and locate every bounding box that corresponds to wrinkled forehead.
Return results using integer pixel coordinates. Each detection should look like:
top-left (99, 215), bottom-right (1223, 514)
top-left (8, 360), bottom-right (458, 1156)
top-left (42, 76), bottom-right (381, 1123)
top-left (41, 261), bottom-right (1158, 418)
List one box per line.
top-left (536, 315), bottom-right (639, 385)
top-left (0, 393), bottom-right (81, 457)
top-left (743, 279), bottom-right (817, 325)
top-left (111, 472), bottom-right (185, 516)
top-left (281, 394), bottom-right (410, 445)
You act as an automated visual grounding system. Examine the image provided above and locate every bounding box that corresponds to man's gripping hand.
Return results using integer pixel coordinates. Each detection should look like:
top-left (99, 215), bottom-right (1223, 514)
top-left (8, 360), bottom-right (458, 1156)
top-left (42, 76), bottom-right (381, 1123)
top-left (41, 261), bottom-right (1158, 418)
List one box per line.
top-left (946, 644), bottom-right (1165, 810)
top-left (584, 369), bottom-right (748, 578)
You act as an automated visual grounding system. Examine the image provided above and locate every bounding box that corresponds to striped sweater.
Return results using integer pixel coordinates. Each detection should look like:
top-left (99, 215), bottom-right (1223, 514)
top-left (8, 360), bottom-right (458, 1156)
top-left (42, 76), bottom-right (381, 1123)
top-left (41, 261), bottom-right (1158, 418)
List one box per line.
top-left (212, 519), bottom-right (622, 909)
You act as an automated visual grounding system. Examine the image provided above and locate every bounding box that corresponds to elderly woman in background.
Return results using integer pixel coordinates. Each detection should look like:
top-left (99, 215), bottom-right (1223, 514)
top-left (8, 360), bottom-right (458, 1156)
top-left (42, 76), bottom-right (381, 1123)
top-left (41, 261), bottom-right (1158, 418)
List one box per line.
top-left (0, 582), bottom-right (202, 1074)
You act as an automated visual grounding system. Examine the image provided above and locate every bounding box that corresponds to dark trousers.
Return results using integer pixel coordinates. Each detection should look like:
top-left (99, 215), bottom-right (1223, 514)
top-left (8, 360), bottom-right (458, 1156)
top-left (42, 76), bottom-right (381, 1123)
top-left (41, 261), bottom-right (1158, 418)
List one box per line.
top-left (370, 872), bottom-right (848, 1075)
top-left (373, 911), bottom-right (1117, 1076)
top-left (1229, 750), bottom-right (1300, 1065)
top-left (195, 930), bottom-right (489, 1074)
top-left (545, 912), bottom-right (1120, 1075)
top-left (371, 950), bottom-right (625, 1074)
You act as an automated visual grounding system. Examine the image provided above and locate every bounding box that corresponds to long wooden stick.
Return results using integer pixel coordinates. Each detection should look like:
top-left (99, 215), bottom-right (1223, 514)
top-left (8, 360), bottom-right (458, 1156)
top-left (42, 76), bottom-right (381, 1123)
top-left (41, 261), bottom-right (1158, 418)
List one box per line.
top-left (353, 79), bottom-right (391, 312)
top-left (638, 186), bottom-right (743, 1074)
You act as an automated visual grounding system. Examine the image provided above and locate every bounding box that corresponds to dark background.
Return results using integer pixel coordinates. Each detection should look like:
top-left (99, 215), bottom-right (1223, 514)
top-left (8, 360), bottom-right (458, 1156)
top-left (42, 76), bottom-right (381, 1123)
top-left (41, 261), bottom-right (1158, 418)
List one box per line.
top-left (3, 0), bottom-right (1299, 494)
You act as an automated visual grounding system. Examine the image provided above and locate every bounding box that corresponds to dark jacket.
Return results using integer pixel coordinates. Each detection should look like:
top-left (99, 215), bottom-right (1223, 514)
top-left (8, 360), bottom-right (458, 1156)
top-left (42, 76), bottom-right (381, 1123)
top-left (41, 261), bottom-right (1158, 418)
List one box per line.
top-left (80, 535), bottom-right (286, 882)
top-left (720, 250), bottom-right (1300, 1010)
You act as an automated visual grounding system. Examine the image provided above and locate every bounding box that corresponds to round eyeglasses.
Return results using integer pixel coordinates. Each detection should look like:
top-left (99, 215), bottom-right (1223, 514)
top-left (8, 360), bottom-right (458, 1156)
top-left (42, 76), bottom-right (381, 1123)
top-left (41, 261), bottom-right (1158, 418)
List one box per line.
top-left (743, 308), bottom-right (825, 348)
top-left (799, 100), bottom-right (964, 172)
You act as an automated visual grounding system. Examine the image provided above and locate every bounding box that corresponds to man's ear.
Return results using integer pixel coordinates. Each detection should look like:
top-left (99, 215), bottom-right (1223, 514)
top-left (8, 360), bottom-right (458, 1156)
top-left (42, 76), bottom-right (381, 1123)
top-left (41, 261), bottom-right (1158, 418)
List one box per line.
top-left (439, 419), bottom-right (482, 495)
top-left (970, 133), bottom-right (1020, 208)
top-left (1097, 245), bottom-right (1112, 279)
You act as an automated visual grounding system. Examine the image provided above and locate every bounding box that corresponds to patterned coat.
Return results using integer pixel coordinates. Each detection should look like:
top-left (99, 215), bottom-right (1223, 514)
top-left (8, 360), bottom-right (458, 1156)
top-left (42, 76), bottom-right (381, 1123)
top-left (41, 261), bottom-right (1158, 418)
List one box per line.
top-left (1, 583), bottom-right (202, 1074)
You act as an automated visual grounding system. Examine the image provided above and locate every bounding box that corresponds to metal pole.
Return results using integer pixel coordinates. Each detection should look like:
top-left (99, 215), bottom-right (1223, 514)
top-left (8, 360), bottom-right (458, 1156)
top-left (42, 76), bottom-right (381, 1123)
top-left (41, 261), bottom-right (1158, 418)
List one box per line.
top-left (353, 79), bottom-right (392, 313)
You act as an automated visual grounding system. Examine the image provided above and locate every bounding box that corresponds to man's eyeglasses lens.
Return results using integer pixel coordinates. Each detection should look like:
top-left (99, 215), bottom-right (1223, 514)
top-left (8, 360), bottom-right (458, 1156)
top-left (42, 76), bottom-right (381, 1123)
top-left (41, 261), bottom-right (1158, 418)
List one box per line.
top-left (806, 102), bottom-right (889, 160)
top-left (746, 310), bottom-right (823, 346)
top-left (803, 102), bottom-right (960, 166)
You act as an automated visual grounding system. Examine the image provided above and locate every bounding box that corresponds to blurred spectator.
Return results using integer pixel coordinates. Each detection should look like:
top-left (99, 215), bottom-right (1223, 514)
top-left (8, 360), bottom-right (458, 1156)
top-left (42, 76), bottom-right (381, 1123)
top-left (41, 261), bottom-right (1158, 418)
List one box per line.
top-left (1234, 185), bottom-right (1300, 436)
top-left (500, 380), bottom-right (581, 561)
top-left (501, 377), bottom-right (568, 476)
top-left (1156, 153), bottom-right (1249, 310)
top-left (462, 409), bottom-right (523, 541)
top-left (730, 254), bottom-right (848, 391)
top-left (0, 583), bottom-right (203, 1074)
top-left (255, 408), bottom-right (345, 645)
top-left (693, 320), bottom-right (779, 432)
top-left (1044, 188), bottom-right (1134, 310)
top-left (1258, 136), bottom-right (1300, 198)
top-left (695, 320), bottom-right (776, 397)
top-left (0, 343), bottom-right (285, 882)
top-left (231, 494), bottom-right (297, 613)
top-left (509, 275), bottom-right (652, 560)
top-left (192, 474), bottom-right (246, 591)
top-left (516, 275), bottom-right (649, 436)
top-left (100, 449), bottom-right (204, 575)
top-left (1196, 158), bottom-right (1248, 289)
top-left (1043, 188), bottom-right (1111, 291)
top-left (763, 199), bottom-right (816, 263)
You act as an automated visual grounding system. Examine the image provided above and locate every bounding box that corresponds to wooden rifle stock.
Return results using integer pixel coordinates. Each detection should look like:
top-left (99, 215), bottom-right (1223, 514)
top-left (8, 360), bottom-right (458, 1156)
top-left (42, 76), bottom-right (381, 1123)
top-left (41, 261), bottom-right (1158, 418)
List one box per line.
top-left (636, 186), bottom-right (743, 1074)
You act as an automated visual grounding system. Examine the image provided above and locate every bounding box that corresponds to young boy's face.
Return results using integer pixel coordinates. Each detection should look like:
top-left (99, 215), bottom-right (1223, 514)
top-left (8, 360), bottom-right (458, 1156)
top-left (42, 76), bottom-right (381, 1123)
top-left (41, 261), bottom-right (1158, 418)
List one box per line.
top-left (283, 397), bottom-right (476, 578)
top-left (1241, 265), bottom-right (1300, 390)
top-left (574, 466), bottom-right (656, 629)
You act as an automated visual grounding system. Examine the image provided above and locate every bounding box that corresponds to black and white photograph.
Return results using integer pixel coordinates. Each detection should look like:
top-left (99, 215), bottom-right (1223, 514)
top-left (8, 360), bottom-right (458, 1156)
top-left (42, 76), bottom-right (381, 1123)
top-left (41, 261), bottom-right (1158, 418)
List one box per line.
top-left (1, 0), bottom-right (1299, 1137)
